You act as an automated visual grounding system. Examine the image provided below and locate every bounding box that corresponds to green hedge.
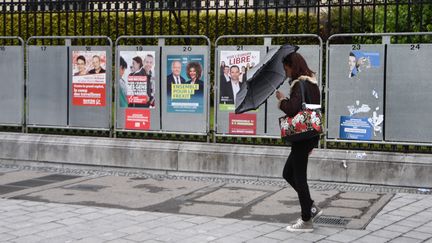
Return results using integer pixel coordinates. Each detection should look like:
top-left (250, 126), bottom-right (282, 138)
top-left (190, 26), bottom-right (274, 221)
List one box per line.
top-left (2, 11), bottom-right (319, 44)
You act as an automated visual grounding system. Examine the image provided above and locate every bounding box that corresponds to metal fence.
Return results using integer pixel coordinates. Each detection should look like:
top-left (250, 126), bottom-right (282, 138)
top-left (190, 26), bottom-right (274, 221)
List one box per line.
top-left (1, 0), bottom-right (431, 41)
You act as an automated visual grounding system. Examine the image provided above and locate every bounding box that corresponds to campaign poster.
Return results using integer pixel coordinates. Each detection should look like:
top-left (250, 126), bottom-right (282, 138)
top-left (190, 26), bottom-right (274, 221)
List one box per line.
top-left (72, 51), bottom-right (106, 106)
top-left (229, 113), bottom-right (257, 135)
top-left (342, 50), bottom-right (384, 140)
top-left (348, 50), bottom-right (380, 79)
top-left (339, 116), bottom-right (372, 140)
top-left (219, 51), bottom-right (260, 111)
top-left (125, 108), bottom-right (150, 130)
top-left (166, 55), bottom-right (205, 113)
top-left (118, 51), bottom-right (156, 108)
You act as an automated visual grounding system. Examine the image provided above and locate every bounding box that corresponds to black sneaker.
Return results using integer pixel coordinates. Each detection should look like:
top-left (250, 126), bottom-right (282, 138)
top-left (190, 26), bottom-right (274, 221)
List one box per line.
top-left (311, 203), bottom-right (323, 221)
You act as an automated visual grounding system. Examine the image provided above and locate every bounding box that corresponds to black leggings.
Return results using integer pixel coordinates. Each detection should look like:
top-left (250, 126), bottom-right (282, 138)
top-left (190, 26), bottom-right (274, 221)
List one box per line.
top-left (282, 136), bottom-right (319, 221)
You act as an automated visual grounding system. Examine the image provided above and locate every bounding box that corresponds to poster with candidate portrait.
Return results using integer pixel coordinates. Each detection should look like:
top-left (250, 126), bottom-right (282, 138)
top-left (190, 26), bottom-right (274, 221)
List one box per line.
top-left (166, 55), bottom-right (205, 113)
top-left (118, 51), bottom-right (156, 109)
top-left (72, 51), bottom-right (107, 106)
top-left (219, 51), bottom-right (260, 111)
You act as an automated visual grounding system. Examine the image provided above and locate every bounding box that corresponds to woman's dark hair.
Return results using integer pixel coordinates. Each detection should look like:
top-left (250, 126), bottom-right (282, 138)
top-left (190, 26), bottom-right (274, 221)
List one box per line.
top-left (77, 55), bottom-right (86, 64)
top-left (119, 56), bottom-right (127, 69)
top-left (132, 56), bottom-right (143, 68)
top-left (186, 62), bottom-right (202, 79)
top-left (282, 52), bottom-right (315, 80)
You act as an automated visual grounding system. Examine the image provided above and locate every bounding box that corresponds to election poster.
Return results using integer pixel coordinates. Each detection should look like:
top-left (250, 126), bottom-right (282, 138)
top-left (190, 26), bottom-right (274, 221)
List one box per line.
top-left (219, 50), bottom-right (260, 111)
top-left (125, 108), bottom-right (150, 130)
top-left (229, 113), bottom-right (257, 135)
top-left (118, 51), bottom-right (156, 109)
top-left (166, 55), bottom-right (205, 113)
top-left (72, 51), bottom-right (106, 106)
top-left (341, 50), bottom-right (384, 140)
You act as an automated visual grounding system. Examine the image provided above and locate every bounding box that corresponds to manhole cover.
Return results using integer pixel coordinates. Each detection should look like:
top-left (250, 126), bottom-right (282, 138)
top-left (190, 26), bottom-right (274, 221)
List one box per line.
top-left (315, 216), bottom-right (350, 226)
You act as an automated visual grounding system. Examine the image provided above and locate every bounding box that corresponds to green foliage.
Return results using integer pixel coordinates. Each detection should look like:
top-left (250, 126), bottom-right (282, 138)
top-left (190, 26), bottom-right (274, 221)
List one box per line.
top-left (1, 11), bottom-right (317, 44)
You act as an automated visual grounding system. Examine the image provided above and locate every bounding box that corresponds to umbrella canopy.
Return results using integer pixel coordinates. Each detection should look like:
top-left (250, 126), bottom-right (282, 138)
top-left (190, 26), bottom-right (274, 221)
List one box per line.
top-left (235, 44), bottom-right (299, 114)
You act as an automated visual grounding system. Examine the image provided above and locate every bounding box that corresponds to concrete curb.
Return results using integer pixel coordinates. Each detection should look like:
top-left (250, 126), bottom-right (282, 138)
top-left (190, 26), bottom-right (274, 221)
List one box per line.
top-left (1, 132), bottom-right (431, 188)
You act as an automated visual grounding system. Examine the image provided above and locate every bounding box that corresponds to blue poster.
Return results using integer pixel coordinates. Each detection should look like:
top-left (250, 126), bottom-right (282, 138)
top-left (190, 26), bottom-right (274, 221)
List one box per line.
top-left (339, 116), bottom-right (372, 140)
top-left (166, 55), bottom-right (204, 113)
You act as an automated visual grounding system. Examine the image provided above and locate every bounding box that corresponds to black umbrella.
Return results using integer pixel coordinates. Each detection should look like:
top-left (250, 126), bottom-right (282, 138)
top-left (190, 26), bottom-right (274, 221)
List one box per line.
top-left (235, 44), bottom-right (299, 114)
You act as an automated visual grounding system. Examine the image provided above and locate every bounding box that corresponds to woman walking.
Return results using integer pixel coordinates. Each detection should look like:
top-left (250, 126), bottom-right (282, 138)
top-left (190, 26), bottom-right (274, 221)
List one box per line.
top-left (276, 52), bottom-right (323, 232)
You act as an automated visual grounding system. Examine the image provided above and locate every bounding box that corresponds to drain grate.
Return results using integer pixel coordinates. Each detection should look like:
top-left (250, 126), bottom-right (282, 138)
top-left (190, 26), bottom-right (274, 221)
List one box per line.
top-left (315, 216), bottom-right (350, 226)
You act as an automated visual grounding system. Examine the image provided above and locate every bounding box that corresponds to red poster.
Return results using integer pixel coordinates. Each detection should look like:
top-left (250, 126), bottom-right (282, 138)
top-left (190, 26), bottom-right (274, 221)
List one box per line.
top-left (125, 109), bottom-right (151, 130)
top-left (72, 83), bottom-right (106, 106)
top-left (229, 113), bottom-right (257, 135)
top-left (126, 75), bottom-right (149, 105)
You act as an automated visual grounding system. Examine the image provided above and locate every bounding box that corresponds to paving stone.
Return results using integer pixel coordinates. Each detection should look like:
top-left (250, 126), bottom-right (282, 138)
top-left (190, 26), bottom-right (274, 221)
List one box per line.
top-left (280, 238), bottom-right (314, 243)
top-left (166, 221), bottom-right (197, 230)
top-left (313, 227), bottom-right (343, 236)
top-left (105, 239), bottom-right (136, 243)
top-left (184, 216), bottom-right (215, 224)
top-left (372, 229), bottom-right (403, 239)
top-left (378, 214), bottom-right (406, 222)
top-left (10, 226), bottom-right (42, 237)
top-left (125, 232), bottom-right (158, 242)
top-left (118, 225), bottom-right (149, 234)
top-left (393, 219), bottom-right (425, 228)
top-left (384, 224), bottom-right (413, 233)
top-left (316, 240), bottom-right (345, 243)
top-left (230, 229), bottom-right (265, 240)
top-left (365, 222), bottom-right (385, 231)
top-left (74, 237), bottom-right (106, 243)
top-left (246, 236), bottom-right (282, 243)
top-left (252, 223), bottom-right (284, 234)
top-left (414, 225), bottom-right (432, 234)
top-left (37, 235), bottom-right (76, 243)
top-left (36, 228), bottom-right (70, 238)
top-left (355, 234), bottom-right (390, 243)
top-left (293, 232), bottom-right (327, 242)
top-left (11, 234), bottom-right (44, 243)
top-left (0, 233), bottom-right (17, 241)
top-left (264, 230), bottom-right (297, 240)
top-left (213, 235), bottom-right (250, 243)
top-left (403, 231), bottom-right (432, 240)
top-left (326, 229), bottom-right (370, 242)
top-left (388, 210), bottom-right (417, 218)
top-left (388, 236), bottom-right (423, 243)
top-left (330, 199), bottom-right (371, 208)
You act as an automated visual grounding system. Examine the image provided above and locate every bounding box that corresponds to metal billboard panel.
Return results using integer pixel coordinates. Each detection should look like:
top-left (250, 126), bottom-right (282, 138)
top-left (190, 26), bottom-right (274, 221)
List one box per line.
top-left (68, 46), bottom-right (111, 129)
top-left (116, 46), bottom-right (161, 131)
top-left (266, 45), bottom-right (321, 137)
top-left (0, 46), bottom-right (24, 125)
top-left (385, 44), bottom-right (432, 143)
top-left (161, 46), bottom-right (209, 133)
top-left (27, 46), bottom-right (68, 126)
top-left (216, 46), bottom-right (267, 136)
top-left (327, 44), bottom-right (385, 141)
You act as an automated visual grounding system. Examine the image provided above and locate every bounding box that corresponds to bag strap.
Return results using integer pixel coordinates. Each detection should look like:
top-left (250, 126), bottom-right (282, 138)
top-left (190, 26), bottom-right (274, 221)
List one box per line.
top-left (298, 80), bottom-right (306, 110)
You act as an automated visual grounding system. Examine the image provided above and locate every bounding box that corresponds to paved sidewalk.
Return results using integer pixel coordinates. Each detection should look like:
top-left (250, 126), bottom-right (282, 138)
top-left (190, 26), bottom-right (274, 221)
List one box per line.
top-left (1, 193), bottom-right (432, 242)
